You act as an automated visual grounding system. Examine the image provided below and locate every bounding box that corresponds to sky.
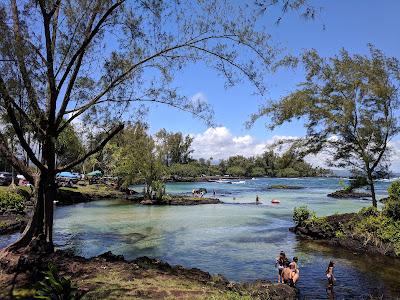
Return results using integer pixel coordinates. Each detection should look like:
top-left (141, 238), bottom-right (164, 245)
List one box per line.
top-left (139, 1), bottom-right (400, 171)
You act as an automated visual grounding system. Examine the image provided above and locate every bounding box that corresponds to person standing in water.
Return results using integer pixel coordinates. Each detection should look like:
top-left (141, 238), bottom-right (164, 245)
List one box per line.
top-left (256, 195), bottom-right (260, 204)
top-left (289, 257), bottom-right (299, 285)
top-left (275, 251), bottom-right (287, 283)
top-left (326, 261), bottom-right (335, 297)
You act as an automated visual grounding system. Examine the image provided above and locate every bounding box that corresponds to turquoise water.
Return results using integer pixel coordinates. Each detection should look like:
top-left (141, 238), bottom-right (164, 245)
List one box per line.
top-left (1, 178), bottom-right (400, 299)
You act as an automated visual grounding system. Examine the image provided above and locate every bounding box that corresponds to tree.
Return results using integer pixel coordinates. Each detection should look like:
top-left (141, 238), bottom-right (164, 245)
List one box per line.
top-left (55, 122), bottom-right (84, 168)
top-left (0, 0), bottom-right (314, 252)
top-left (113, 123), bottom-right (165, 198)
top-left (249, 47), bottom-right (400, 207)
top-left (155, 129), bottom-right (193, 166)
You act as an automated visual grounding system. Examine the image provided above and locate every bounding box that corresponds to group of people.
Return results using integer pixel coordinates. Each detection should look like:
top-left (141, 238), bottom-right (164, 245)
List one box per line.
top-left (275, 251), bottom-right (300, 286)
top-left (275, 251), bottom-right (335, 291)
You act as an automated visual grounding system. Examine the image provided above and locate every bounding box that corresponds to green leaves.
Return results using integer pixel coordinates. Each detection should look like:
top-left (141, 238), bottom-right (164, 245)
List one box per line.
top-left (251, 47), bottom-right (400, 206)
top-left (34, 263), bottom-right (78, 300)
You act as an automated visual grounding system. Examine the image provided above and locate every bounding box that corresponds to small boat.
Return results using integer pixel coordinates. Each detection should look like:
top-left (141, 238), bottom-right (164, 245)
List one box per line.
top-left (271, 199), bottom-right (280, 204)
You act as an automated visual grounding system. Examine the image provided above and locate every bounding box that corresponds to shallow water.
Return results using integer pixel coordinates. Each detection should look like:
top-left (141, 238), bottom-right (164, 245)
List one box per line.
top-left (1, 177), bottom-right (400, 299)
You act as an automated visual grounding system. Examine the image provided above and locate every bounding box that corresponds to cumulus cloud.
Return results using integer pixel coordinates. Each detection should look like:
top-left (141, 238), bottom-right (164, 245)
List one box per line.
top-left (190, 126), bottom-right (400, 172)
top-left (190, 126), bottom-right (295, 160)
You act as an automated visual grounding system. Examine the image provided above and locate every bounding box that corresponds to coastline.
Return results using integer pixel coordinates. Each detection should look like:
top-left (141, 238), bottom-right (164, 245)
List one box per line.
top-left (291, 211), bottom-right (400, 258)
top-left (0, 250), bottom-right (297, 300)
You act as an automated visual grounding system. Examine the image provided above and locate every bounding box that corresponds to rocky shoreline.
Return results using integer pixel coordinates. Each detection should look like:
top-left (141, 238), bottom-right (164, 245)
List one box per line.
top-left (56, 185), bottom-right (125, 204)
top-left (291, 212), bottom-right (400, 257)
top-left (0, 250), bottom-right (297, 299)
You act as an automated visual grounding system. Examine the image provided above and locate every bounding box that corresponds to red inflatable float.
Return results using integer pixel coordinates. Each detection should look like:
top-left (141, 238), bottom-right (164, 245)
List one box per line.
top-left (271, 199), bottom-right (280, 204)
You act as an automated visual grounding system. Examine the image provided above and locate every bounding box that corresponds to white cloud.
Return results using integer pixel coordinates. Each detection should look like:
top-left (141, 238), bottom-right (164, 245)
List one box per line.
top-left (190, 126), bottom-right (400, 172)
top-left (191, 126), bottom-right (292, 160)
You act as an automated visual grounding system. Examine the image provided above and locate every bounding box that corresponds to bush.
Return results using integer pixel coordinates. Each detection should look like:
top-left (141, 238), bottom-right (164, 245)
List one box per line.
top-left (0, 190), bottom-right (25, 212)
top-left (388, 180), bottom-right (400, 200)
top-left (384, 199), bottom-right (400, 221)
top-left (293, 206), bottom-right (313, 226)
top-left (359, 206), bottom-right (379, 217)
top-left (383, 181), bottom-right (400, 221)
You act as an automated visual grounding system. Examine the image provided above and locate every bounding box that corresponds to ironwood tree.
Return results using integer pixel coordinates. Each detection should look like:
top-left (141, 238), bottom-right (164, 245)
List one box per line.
top-left (0, 0), bottom-right (314, 252)
top-left (248, 46), bottom-right (400, 207)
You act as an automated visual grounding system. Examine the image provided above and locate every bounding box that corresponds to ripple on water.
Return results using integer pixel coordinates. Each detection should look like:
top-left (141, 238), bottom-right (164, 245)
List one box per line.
top-left (1, 178), bottom-right (398, 299)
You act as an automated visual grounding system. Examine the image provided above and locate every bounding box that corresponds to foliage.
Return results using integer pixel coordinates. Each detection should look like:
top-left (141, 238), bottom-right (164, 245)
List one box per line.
top-left (249, 47), bottom-right (400, 207)
top-left (353, 213), bottom-right (400, 255)
top-left (155, 129), bottom-right (194, 166)
top-left (226, 166), bottom-right (246, 177)
top-left (151, 180), bottom-right (166, 200)
top-left (0, 190), bottom-right (24, 212)
top-left (34, 263), bottom-right (78, 300)
top-left (293, 206), bottom-right (313, 226)
top-left (359, 206), bottom-right (379, 217)
top-left (384, 181), bottom-right (400, 221)
top-left (112, 124), bottom-right (166, 199)
top-left (56, 122), bottom-right (85, 169)
top-left (388, 180), bottom-right (400, 200)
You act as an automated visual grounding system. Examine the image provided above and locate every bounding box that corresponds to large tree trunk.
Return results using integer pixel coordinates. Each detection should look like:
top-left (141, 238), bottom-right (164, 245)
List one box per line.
top-left (367, 171), bottom-right (377, 208)
top-left (3, 172), bottom-right (56, 253)
top-left (2, 140), bottom-right (57, 254)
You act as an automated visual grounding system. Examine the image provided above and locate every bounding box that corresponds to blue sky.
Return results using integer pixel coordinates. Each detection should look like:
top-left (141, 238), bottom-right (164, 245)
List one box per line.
top-left (139, 1), bottom-right (400, 169)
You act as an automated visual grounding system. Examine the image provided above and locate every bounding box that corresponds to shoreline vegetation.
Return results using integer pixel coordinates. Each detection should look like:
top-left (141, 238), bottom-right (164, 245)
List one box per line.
top-left (0, 250), bottom-right (297, 300)
top-left (291, 181), bottom-right (400, 257)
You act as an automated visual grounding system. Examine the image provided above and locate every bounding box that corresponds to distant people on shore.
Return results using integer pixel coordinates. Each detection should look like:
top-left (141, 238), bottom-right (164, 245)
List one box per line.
top-left (275, 252), bottom-right (300, 286)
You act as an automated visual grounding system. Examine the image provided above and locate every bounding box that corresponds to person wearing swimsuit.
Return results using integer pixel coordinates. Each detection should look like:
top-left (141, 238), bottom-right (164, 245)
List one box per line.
top-left (282, 261), bottom-right (293, 286)
top-left (289, 257), bottom-right (299, 285)
top-left (326, 261), bottom-right (335, 286)
top-left (275, 251), bottom-right (286, 283)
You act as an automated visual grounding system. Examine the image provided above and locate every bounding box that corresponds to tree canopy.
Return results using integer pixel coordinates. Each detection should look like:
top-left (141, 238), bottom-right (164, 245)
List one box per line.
top-left (249, 46), bottom-right (400, 206)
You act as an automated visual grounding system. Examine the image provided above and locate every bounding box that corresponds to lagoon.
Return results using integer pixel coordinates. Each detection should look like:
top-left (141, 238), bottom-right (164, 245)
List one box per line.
top-left (2, 177), bottom-right (400, 299)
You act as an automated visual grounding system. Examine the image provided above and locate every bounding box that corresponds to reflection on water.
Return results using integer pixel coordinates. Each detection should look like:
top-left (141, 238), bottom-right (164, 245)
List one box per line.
top-left (1, 177), bottom-right (399, 299)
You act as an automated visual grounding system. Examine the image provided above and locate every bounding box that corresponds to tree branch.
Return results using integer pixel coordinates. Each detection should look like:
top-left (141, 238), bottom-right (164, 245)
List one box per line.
top-left (57, 0), bottom-right (126, 92)
top-left (10, 0), bottom-right (42, 119)
top-left (0, 75), bottom-right (46, 171)
top-left (0, 134), bottom-right (34, 183)
top-left (57, 123), bottom-right (124, 172)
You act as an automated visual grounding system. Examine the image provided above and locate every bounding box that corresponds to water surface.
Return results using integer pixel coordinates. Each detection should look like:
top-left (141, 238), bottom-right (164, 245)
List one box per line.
top-left (2, 178), bottom-right (399, 299)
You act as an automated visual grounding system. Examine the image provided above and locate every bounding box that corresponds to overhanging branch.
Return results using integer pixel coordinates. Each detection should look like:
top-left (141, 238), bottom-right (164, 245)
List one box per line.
top-left (57, 123), bottom-right (124, 172)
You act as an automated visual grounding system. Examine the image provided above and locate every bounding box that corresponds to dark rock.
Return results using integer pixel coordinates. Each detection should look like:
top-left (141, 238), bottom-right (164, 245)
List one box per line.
top-left (327, 190), bottom-right (371, 199)
top-left (97, 251), bottom-right (125, 262)
top-left (266, 185), bottom-right (304, 190)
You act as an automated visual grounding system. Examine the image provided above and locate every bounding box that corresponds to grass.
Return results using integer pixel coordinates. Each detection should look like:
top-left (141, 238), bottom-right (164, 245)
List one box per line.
top-left (80, 268), bottom-right (245, 300)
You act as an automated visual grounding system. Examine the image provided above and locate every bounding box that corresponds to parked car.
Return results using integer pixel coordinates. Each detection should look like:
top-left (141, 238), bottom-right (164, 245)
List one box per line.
top-left (56, 172), bottom-right (81, 185)
top-left (0, 172), bottom-right (18, 186)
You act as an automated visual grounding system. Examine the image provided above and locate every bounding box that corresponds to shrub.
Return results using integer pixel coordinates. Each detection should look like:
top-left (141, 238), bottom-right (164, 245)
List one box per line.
top-left (359, 206), bottom-right (379, 217)
top-left (388, 180), bottom-right (400, 200)
top-left (0, 190), bottom-right (25, 212)
top-left (35, 263), bottom-right (78, 300)
top-left (384, 181), bottom-right (400, 221)
top-left (335, 230), bottom-right (345, 239)
top-left (384, 199), bottom-right (400, 221)
top-left (293, 206), bottom-right (313, 226)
